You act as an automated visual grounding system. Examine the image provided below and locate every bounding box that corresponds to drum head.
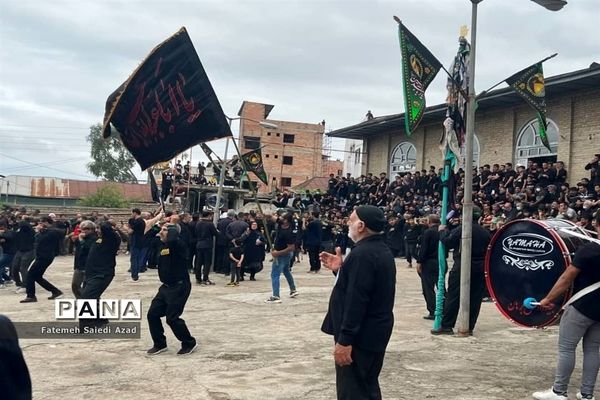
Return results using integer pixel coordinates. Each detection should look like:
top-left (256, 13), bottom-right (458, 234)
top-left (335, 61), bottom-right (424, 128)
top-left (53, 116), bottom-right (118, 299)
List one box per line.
top-left (485, 219), bottom-right (571, 328)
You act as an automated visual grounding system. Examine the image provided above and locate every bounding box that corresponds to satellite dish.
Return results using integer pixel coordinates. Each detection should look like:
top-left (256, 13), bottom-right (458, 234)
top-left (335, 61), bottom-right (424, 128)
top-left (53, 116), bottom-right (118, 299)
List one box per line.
top-left (206, 194), bottom-right (225, 210)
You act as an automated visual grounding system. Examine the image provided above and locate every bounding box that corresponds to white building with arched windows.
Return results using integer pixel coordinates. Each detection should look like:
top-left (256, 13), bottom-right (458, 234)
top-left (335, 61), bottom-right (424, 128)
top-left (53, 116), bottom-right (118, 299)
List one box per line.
top-left (329, 64), bottom-right (600, 185)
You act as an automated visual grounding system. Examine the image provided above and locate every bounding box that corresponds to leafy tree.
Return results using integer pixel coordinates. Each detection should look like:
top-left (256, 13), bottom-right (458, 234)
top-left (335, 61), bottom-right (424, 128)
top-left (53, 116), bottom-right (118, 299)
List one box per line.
top-left (87, 123), bottom-right (138, 183)
top-left (78, 184), bottom-right (129, 208)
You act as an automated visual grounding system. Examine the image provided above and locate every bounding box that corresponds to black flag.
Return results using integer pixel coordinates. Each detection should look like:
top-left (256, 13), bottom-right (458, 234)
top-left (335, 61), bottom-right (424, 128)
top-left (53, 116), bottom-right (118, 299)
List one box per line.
top-left (102, 27), bottom-right (231, 170)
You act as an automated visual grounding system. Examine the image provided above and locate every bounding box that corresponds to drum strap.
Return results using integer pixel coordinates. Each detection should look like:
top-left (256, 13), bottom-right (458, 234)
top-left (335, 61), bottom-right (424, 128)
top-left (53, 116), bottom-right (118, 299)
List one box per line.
top-left (564, 281), bottom-right (600, 309)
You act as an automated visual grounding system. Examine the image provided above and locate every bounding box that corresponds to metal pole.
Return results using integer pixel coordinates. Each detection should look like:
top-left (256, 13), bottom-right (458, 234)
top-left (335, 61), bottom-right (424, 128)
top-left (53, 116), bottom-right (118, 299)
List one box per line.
top-left (457, 0), bottom-right (479, 336)
top-left (213, 136), bottom-right (230, 226)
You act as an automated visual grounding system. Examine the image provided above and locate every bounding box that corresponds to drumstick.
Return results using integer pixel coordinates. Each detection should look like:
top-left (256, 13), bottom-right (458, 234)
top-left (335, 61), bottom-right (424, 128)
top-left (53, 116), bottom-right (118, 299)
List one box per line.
top-left (523, 297), bottom-right (541, 310)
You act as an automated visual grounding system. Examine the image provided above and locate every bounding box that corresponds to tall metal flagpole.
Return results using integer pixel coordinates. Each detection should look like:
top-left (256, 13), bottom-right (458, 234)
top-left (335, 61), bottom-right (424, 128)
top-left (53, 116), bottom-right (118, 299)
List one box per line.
top-left (210, 125), bottom-right (231, 276)
top-left (457, 0), bottom-right (480, 336)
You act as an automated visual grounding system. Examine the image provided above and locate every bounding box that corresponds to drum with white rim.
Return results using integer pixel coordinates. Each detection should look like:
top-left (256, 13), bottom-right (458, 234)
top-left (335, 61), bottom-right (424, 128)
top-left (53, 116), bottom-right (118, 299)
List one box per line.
top-left (484, 218), bottom-right (591, 328)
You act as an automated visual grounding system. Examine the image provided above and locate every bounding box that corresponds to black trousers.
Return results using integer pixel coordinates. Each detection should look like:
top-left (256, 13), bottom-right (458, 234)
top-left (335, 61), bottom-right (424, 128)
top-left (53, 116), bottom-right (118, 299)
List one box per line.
top-left (441, 267), bottom-right (485, 331)
top-left (25, 257), bottom-right (60, 298)
top-left (420, 258), bottom-right (440, 316)
top-left (147, 281), bottom-right (195, 348)
top-left (79, 273), bottom-right (115, 328)
top-left (405, 242), bottom-right (418, 264)
top-left (195, 247), bottom-right (213, 282)
top-left (307, 246), bottom-right (321, 271)
top-left (214, 244), bottom-right (228, 273)
top-left (335, 347), bottom-right (385, 400)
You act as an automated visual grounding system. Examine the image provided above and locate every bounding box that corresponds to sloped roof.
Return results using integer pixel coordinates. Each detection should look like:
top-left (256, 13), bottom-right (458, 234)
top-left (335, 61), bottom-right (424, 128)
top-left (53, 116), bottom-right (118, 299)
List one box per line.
top-left (291, 177), bottom-right (329, 192)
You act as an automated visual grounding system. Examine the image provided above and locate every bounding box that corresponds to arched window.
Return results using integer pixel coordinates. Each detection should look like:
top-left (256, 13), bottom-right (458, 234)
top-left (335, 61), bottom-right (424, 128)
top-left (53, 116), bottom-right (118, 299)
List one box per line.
top-left (459, 134), bottom-right (480, 169)
top-left (389, 142), bottom-right (416, 176)
top-left (515, 118), bottom-right (559, 166)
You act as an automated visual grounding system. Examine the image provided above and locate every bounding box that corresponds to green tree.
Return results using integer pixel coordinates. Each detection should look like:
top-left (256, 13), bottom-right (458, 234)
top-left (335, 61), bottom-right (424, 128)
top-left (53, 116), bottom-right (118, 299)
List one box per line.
top-left (87, 123), bottom-right (138, 183)
top-left (78, 184), bottom-right (129, 208)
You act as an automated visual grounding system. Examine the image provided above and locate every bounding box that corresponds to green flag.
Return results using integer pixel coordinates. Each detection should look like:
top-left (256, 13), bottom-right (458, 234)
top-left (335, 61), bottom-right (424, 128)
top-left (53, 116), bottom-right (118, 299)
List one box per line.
top-left (506, 62), bottom-right (551, 151)
top-left (398, 21), bottom-right (442, 136)
top-left (241, 147), bottom-right (268, 185)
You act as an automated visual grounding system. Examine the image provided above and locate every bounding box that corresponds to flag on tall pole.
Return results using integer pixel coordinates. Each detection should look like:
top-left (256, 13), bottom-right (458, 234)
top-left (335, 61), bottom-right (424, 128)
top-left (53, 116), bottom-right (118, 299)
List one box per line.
top-left (432, 29), bottom-right (471, 331)
top-left (102, 27), bottom-right (232, 170)
top-left (241, 147), bottom-right (268, 185)
top-left (200, 142), bottom-right (218, 165)
top-left (506, 62), bottom-right (551, 151)
top-left (396, 17), bottom-right (443, 136)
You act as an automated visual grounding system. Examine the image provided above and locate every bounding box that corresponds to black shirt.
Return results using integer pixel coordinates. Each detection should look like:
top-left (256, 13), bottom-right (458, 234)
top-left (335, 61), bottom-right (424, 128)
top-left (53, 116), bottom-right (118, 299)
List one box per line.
top-left (14, 223), bottom-right (35, 252)
top-left (85, 229), bottom-right (120, 276)
top-left (130, 218), bottom-right (146, 249)
top-left (274, 226), bottom-right (296, 252)
top-left (416, 225), bottom-right (439, 263)
top-left (195, 220), bottom-right (218, 249)
top-left (321, 234), bottom-right (396, 352)
top-left (571, 242), bottom-right (600, 321)
top-left (74, 234), bottom-right (97, 271)
top-left (158, 239), bottom-right (190, 285)
top-left (34, 228), bottom-right (63, 259)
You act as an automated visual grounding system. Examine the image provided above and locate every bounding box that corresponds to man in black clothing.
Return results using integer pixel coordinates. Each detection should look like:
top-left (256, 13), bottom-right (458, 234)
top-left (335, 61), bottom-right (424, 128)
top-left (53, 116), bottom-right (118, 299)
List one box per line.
top-left (79, 221), bottom-right (121, 328)
top-left (320, 205), bottom-right (396, 400)
top-left (20, 217), bottom-right (64, 303)
top-left (195, 211), bottom-right (218, 285)
top-left (416, 214), bottom-right (441, 320)
top-left (71, 220), bottom-right (96, 299)
top-left (215, 210), bottom-right (235, 274)
top-left (147, 223), bottom-right (197, 356)
top-left (431, 206), bottom-right (491, 335)
top-left (11, 220), bottom-right (35, 292)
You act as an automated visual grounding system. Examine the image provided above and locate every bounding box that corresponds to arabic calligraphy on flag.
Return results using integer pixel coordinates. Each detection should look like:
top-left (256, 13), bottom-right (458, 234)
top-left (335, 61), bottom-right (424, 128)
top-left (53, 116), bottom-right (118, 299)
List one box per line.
top-left (102, 27), bottom-right (231, 170)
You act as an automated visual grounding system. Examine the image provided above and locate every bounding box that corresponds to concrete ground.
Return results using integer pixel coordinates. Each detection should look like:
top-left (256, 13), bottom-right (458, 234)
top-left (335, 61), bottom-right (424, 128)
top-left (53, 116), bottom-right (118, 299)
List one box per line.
top-left (1, 253), bottom-right (592, 400)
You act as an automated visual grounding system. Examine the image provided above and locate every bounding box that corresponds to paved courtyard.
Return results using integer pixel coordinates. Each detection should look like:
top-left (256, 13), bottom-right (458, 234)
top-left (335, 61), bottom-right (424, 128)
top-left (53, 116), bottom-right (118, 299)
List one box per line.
top-left (1, 254), bottom-right (589, 400)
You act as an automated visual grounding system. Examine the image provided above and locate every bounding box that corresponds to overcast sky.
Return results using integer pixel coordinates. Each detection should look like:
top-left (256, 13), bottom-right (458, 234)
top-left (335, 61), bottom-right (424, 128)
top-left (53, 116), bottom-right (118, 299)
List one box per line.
top-left (0, 0), bottom-right (598, 186)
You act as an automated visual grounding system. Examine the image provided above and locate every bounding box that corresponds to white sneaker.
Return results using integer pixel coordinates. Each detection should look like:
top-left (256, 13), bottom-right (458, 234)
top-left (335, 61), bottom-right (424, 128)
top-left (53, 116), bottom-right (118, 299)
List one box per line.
top-left (0, 284), bottom-right (5, 289)
top-left (532, 388), bottom-right (567, 400)
top-left (577, 392), bottom-right (595, 400)
top-left (289, 290), bottom-right (299, 298)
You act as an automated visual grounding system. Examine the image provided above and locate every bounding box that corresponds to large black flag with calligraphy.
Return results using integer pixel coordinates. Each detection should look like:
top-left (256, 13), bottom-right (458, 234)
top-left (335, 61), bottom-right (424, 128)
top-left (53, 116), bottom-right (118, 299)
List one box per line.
top-left (397, 20), bottom-right (442, 136)
top-left (102, 27), bottom-right (231, 170)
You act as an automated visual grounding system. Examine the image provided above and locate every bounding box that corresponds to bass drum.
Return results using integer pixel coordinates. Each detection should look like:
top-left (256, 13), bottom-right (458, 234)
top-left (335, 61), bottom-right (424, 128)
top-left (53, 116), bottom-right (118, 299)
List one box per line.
top-left (485, 219), bottom-right (589, 328)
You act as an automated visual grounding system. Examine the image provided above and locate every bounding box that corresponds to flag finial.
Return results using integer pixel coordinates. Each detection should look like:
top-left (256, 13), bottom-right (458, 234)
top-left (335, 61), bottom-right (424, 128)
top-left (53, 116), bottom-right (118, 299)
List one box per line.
top-left (459, 25), bottom-right (469, 38)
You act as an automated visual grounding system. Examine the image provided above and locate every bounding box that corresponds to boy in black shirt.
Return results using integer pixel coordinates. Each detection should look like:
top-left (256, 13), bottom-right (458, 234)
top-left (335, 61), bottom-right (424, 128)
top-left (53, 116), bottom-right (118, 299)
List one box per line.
top-left (266, 213), bottom-right (299, 303)
top-left (228, 239), bottom-right (244, 286)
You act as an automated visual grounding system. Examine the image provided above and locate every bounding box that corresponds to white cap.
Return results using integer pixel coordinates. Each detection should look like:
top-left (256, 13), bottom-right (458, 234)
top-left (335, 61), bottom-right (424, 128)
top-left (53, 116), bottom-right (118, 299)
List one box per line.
top-left (48, 213), bottom-right (56, 219)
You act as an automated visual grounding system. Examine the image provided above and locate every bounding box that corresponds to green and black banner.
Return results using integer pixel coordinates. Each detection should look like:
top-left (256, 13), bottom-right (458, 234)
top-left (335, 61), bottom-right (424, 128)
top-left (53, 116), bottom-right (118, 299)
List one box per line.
top-left (397, 21), bottom-right (442, 136)
top-left (506, 62), bottom-right (551, 151)
top-left (241, 147), bottom-right (268, 185)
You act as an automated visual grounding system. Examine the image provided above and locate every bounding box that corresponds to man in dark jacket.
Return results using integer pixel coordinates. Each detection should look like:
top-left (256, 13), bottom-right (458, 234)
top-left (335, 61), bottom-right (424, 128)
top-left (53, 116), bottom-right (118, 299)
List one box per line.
top-left (431, 206), bottom-right (491, 335)
top-left (79, 221), bottom-right (121, 328)
top-left (147, 223), bottom-right (197, 356)
top-left (11, 220), bottom-right (35, 292)
top-left (320, 205), bottom-right (396, 400)
top-left (195, 211), bottom-right (218, 285)
top-left (71, 220), bottom-right (96, 299)
top-left (303, 211), bottom-right (322, 273)
top-left (20, 216), bottom-right (64, 303)
top-left (416, 214), bottom-right (441, 320)
top-left (215, 210), bottom-right (235, 274)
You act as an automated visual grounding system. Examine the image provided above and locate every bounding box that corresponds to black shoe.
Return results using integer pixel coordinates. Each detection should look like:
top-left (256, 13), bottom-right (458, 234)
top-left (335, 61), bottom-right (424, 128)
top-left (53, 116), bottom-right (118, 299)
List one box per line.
top-left (48, 290), bottom-right (63, 300)
top-left (431, 327), bottom-right (454, 335)
top-left (20, 296), bottom-right (37, 303)
top-left (147, 345), bottom-right (168, 355)
top-left (177, 343), bottom-right (198, 355)
top-left (140, 268), bottom-right (147, 273)
top-left (203, 280), bottom-right (215, 285)
top-left (249, 277), bottom-right (256, 281)
top-left (239, 277), bottom-right (245, 282)
top-left (423, 314), bottom-right (435, 320)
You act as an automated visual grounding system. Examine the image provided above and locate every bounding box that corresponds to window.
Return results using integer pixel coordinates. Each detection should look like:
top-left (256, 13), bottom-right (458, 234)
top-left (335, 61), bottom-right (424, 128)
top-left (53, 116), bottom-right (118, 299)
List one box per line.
top-left (280, 177), bottom-right (292, 187)
top-left (459, 134), bottom-right (481, 169)
top-left (267, 132), bottom-right (272, 136)
top-left (389, 142), bottom-right (417, 176)
top-left (283, 156), bottom-right (293, 165)
top-left (283, 134), bottom-right (295, 143)
top-left (244, 136), bottom-right (260, 150)
top-left (515, 118), bottom-right (559, 166)
top-left (265, 154), bottom-right (269, 158)
top-left (276, 133), bottom-right (280, 137)
top-left (354, 149), bottom-right (361, 164)
top-left (274, 155), bottom-right (279, 159)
